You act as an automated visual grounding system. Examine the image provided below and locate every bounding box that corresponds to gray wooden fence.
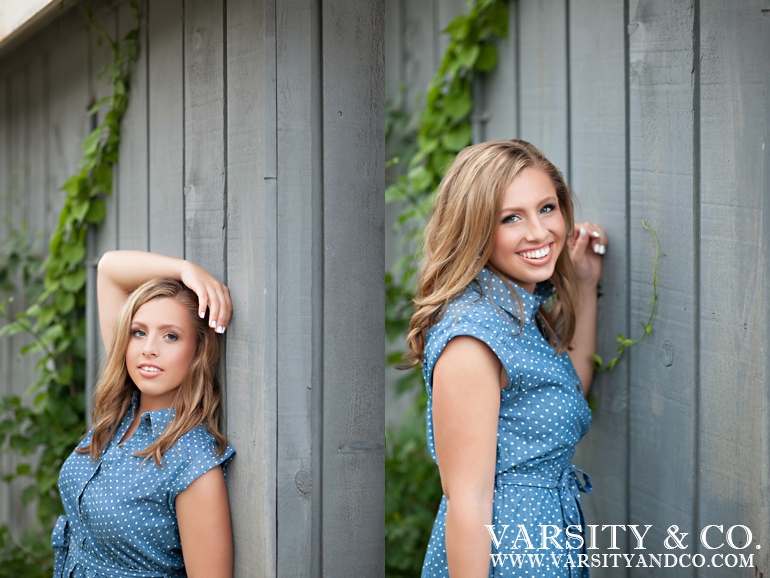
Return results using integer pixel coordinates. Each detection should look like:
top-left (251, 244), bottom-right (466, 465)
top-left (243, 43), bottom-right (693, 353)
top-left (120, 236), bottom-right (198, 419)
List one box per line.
top-left (0, 0), bottom-right (384, 576)
top-left (386, 0), bottom-right (768, 576)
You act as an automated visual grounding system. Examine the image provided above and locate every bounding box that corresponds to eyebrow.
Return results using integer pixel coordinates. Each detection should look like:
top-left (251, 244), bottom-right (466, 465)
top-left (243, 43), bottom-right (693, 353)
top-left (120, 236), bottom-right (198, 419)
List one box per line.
top-left (131, 321), bottom-right (186, 333)
top-left (500, 195), bottom-right (559, 213)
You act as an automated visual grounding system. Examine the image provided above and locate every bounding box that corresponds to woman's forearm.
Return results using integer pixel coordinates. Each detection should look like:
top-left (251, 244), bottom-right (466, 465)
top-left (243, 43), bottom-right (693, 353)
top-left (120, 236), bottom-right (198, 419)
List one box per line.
top-left (568, 281), bottom-right (598, 396)
top-left (98, 250), bottom-right (186, 291)
top-left (445, 496), bottom-right (493, 577)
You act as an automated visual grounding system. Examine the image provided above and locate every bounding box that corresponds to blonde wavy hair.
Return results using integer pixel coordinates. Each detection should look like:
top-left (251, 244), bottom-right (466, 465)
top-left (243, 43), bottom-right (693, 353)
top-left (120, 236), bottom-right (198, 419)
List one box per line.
top-left (404, 139), bottom-right (578, 367)
top-left (78, 278), bottom-right (228, 466)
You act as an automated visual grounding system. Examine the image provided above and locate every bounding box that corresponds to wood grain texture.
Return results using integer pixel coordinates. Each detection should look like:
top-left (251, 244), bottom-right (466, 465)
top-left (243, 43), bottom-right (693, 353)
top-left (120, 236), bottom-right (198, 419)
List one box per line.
top-left (184, 0), bottom-right (225, 280)
top-left (384, 0), bottom-right (402, 105)
top-left (116, 0), bottom-right (148, 251)
top-left (403, 0), bottom-right (437, 115)
top-left (47, 28), bottom-right (89, 237)
top-left (275, 0), bottom-right (316, 573)
top-left (697, 2), bottom-right (766, 575)
top-left (627, 0), bottom-right (697, 569)
top-left (518, 0), bottom-right (569, 180)
top-left (321, 1), bottom-right (385, 574)
top-left (482, 0), bottom-right (518, 141)
top-left (567, 0), bottom-right (629, 567)
top-left (148, 0), bottom-right (184, 257)
top-left (224, 0), bottom-right (275, 575)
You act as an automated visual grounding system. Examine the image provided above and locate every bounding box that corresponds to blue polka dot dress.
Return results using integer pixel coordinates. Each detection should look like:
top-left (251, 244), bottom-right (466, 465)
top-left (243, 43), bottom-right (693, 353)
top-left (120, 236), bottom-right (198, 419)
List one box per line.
top-left (52, 392), bottom-right (235, 577)
top-left (421, 267), bottom-right (592, 578)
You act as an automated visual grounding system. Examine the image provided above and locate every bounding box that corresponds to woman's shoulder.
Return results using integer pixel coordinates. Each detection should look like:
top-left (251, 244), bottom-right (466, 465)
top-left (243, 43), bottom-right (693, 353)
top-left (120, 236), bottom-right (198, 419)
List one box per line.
top-left (171, 424), bottom-right (233, 460)
top-left (429, 281), bottom-right (510, 338)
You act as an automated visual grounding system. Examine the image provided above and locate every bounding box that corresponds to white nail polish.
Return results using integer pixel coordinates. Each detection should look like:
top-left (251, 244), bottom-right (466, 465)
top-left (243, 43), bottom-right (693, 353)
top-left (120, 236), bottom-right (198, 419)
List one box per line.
top-left (593, 244), bottom-right (600, 253)
top-left (210, 320), bottom-right (217, 328)
top-left (216, 326), bottom-right (225, 334)
top-left (199, 311), bottom-right (205, 318)
top-left (592, 230), bottom-right (600, 238)
top-left (580, 227), bottom-right (586, 237)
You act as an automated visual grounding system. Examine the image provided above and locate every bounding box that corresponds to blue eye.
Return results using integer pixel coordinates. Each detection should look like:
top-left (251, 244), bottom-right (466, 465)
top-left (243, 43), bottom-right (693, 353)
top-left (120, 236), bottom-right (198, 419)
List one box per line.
top-left (541, 203), bottom-right (557, 213)
top-left (131, 329), bottom-right (146, 338)
top-left (501, 214), bottom-right (520, 224)
top-left (164, 334), bottom-right (179, 342)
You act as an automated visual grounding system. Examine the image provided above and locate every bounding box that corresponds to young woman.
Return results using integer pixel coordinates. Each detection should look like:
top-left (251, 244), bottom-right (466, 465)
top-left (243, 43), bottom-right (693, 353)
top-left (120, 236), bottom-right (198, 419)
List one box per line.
top-left (404, 140), bottom-right (607, 577)
top-left (52, 251), bottom-right (235, 578)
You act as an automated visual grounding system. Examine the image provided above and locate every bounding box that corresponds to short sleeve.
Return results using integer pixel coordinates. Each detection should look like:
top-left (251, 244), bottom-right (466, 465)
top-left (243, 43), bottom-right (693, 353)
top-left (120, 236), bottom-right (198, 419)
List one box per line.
top-left (424, 310), bottom-right (521, 397)
top-left (168, 432), bottom-right (235, 512)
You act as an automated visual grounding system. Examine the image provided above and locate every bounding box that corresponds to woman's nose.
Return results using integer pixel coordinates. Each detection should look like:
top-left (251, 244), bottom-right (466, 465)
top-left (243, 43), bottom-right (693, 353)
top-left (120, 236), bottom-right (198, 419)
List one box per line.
top-left (525, 217), bottom-right (547, 241)
top-left (142, 337), bottom-right (159, 356)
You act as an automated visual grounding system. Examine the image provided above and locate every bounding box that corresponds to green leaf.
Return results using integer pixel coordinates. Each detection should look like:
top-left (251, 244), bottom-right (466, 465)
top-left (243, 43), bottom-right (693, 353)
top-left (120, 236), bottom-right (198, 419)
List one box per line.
top-left (442, 90), bottom-right (473, 122)
top-left (444, 15), bottom-right (470, 41)
top-left (70, 201), bottom-right (90, 223)
top-left (475, 43), bottom-right (498, 72)
top-left (408, 165), bottom-right (433, 193)
top-left (60, 242), bottom-right (86, 265)
top-left (456, 43), bottom-right (480, 69)
top-left (61, 267), bottom-right (87, 292)
top-left (440, 123), bottom-right (472, 152)
top-left (87, 96), bottom-right (110, 115)
top-left (85, 198), bottom-right (106, 223)
top-left (54, 291), bottom-right (76, 315)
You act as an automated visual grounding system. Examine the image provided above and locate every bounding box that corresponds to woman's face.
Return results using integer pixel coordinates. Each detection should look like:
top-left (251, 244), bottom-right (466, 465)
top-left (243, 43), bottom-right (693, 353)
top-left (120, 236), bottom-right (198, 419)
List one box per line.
top-left (487, 167), bottom-right (567, 294)
top-left (126, 297), bottom-right (198, 411)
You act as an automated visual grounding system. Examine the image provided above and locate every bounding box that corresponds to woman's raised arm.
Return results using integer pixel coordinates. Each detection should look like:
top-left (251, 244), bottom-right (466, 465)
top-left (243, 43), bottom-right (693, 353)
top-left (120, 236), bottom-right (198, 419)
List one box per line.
top-left (97, 250), bottom-right (232, 352)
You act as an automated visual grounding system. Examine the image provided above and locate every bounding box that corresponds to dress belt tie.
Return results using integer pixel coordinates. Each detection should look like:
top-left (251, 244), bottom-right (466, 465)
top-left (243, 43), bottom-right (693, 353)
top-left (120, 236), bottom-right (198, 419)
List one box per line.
top-left (494, 465), bottom-right (593, 578)
top-left (52, 514), bottom-right (185, 578)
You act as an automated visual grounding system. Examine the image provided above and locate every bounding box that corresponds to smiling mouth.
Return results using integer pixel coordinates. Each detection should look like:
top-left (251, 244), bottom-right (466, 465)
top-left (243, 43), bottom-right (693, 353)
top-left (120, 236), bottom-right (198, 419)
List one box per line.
top-left (518, 243), bottom-right (552, 260)
top-left (139, 366), bottom-right (162, 373)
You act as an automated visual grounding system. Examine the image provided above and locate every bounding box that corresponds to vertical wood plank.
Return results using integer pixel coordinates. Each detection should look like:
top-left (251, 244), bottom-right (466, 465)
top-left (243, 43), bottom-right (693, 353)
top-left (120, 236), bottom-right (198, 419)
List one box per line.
top-left (117, 0), bottom-right (148, 251)
top-left (46, 29), bottom-right (89, 241)
top-left (567, 0), bottom-right (629, 566)
top-left (86, 7), bottom-right (118, 414)
top-left (697, 2), bottom-right (766, 575)
top-left (403, 0), bottom-right (437, 114)
top-left (321, 1), bottom-right (385, 574)
top-left (184, 0), bottom-right (225, 280)
top-left (483, 0), bottom-right (518, 141)
top-left (384, 0), bottom-right (403, 105)
top-left (224, 0), bottom-right (276, 575)
top-left (627, 0), bottom-right (696, 568)
top-left (275, 0), bottom-right (315, 572)
top-left (148, 0), bottom-right (184, 257)
top-left (7, 66), bottom-right (33, 535)
top-left (27, 55), bottom-right (47, 258)
top-left (518, 0), bottom-right (569, 179)
top-left (761, 6), bottom-right (770, 572)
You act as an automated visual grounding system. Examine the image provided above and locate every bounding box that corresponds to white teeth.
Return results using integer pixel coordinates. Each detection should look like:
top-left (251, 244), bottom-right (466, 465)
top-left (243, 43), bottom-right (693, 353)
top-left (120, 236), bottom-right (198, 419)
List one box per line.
top-left (519, 245), bottom-right (551, 259)
top-left (140, 366), bottom-right (160, 372)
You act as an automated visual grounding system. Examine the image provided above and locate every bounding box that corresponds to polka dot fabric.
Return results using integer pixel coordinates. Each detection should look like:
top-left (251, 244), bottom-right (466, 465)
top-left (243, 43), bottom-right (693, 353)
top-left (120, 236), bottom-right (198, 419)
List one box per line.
top-left (52, 393), bottom-right (235, 577)
top-left (421, 267), bottom-right (592, 578)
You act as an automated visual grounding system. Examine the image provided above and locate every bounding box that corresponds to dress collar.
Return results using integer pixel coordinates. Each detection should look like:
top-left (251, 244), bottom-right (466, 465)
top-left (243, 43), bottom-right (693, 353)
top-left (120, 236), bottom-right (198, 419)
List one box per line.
top-left (126, 390), bottom-right (176, 438)
top-left (472, 267), bottom-right (551, 321)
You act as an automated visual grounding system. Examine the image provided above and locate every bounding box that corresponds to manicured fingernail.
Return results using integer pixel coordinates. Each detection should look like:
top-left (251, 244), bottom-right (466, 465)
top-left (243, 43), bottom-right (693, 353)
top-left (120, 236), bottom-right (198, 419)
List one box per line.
top-left (199, 311), bottom-right (205, 318)
top-left (592, 230), bottom-right (600, 238)
top-left (210, 320), bottom-right (217, 328)
top-left (593, 244), bottom-right (600, 253)
top-left (216, 326), bottom-right (226, 334)
top-left (600, 245), bottom-right (606, 254)
top-left (580, 227), bottom-right (586, 237)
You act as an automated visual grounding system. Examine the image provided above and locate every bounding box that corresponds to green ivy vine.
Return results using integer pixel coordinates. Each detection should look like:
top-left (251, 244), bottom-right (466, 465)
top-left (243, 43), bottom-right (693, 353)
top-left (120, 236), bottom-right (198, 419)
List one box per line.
top-left (385, 1), bottom-right (509, 575)
top-left (0, 1), bottom-right (141, 574)
top-left (590, 219), bottom-right (664, 373)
